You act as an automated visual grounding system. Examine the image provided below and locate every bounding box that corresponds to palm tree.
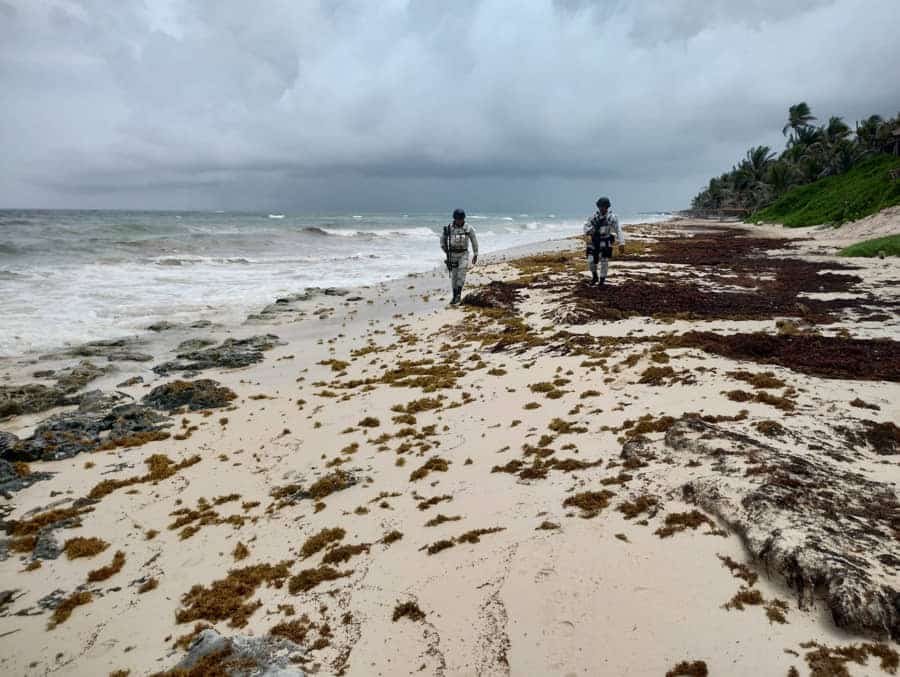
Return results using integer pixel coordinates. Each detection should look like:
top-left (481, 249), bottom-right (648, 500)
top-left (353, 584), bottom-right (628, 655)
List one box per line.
top-left (855, 115), bottom-right (883, 151)
top-left (824, 116), bottom-right (850, 143)
top-left (740, 145), bottom-right (776, 181)
top-left (765, 160), bottom-right (800, 195)
top-left (782, 102), bottom-right (816, 136)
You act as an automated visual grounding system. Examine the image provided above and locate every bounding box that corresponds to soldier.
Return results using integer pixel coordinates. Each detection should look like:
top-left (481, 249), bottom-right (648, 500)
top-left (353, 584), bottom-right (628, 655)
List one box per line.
top-left (584, 196), bottom-right (625, 286)
top-left (440, 208), bottom-right (479, 305)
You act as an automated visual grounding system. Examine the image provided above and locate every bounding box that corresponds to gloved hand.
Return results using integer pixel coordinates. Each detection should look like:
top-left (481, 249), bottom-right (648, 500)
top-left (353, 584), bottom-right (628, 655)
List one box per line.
top-left (472, 255), bottom-right (478, 265)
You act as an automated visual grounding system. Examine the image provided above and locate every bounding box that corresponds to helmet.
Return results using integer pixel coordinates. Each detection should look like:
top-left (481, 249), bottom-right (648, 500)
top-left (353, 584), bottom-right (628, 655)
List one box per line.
top-left (452, 208), bottom-right (466, 220)
top-left (596, 197), bottom-right (611, 209)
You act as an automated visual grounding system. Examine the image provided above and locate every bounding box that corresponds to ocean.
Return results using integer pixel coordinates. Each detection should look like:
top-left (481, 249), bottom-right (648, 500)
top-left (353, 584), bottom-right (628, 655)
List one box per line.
top-left (0, 209), bottom-right (671, 356)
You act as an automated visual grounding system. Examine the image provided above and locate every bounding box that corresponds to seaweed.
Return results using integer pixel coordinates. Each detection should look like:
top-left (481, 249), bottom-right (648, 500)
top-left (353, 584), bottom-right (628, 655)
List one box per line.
top-left (175, 561), bottom-right (292, 627)
top-left (665, 661), bottom-right (708, 677)
top-left (64, 536), bottom-right (110, 560)
top-left (300, 527), bottom-right (346, 559)
top-left (617, 495), bottom-right (658, 520)
top-left (87, 550), bottom-right (126, 582)
top-left (321, 543), bottom-right (370, 564)
top-left (409, 456), bottom-right (449, 482)
top-left (563, 490), bottom-right (615, 518)
top-left (288, 566), bottom-right (352, 594)
top-left (48, 591), bottom-right (93, 629)
top-left (654, 510), bottom-right (716, 538)
top-left (393, 601), bottom-right (426, 622)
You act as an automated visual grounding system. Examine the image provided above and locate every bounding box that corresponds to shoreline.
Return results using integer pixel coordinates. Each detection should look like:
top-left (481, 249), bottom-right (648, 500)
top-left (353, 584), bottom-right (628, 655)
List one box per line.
top-left (1, 217), bottom-right (899, 676)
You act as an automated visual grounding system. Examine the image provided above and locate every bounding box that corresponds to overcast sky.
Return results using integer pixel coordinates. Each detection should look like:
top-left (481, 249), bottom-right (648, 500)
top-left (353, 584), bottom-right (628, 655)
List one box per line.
top-left (1, 0), bottom-right (899, 214)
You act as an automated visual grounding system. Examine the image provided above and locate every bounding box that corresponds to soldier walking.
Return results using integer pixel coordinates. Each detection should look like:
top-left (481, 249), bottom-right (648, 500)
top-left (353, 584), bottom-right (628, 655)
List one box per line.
top-left (440, 208), bottom-right (479, 304)
top-left (584, 196), bottom-right (625, 286)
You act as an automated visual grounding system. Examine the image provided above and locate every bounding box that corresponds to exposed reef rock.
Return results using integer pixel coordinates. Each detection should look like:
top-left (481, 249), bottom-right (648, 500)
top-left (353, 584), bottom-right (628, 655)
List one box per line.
top-left (159, 628), bottom-right (305, 676)
top-left (625, 415), bottom-right (900, 640)
top-left (3, 398), bottom-right (170, 462)
top-left (142, 379), bottom-right (237, 412)
top-left (153, 335), bottom-right (281, 375)
top-left (0, 361), bottom-right (112, 420)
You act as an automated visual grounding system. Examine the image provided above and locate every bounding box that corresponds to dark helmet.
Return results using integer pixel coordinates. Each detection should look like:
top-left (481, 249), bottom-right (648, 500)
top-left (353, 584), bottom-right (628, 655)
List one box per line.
top-left (452, 208), bottom-right (466, 220)
top-left (596, 197), bottom-right (611, 209)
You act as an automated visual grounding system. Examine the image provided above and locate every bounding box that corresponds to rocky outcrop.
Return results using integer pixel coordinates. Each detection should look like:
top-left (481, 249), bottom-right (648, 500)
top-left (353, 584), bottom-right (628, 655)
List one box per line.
top-left (625, 416), bottom-right (900, 641)
top-left (0, 459), bottom-right (53, 495)
top-left (0, 361), bottom-right (113, 420)
top-left (42, 337), bottom-right (153, 363)
top-left (4, 398), bottom-right (171, 462)
top-left (153, 335), bottom-right (281, 375)
top-left (164, 628), bottom-right (305, 676)
top-left (142, 379), bottom-right (237, 412)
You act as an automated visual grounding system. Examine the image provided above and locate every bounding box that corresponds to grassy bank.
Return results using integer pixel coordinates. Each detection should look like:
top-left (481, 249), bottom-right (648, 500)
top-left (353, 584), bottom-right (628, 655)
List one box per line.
top-left (751, 154), bottom-right (900, 227)
top-left (839, 234), bottom-right (900, 257)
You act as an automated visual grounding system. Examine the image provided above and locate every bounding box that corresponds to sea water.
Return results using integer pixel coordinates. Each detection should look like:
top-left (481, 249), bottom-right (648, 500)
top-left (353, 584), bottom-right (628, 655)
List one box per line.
top-left (0, 209), bottom-right (671, 356)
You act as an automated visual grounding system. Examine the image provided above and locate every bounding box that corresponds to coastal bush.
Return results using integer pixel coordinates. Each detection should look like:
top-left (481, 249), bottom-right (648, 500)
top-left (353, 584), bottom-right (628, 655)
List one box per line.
top-left (752, 154), bottom-right (900, 226)
top-left (839, 234), bottom-right (900, 257)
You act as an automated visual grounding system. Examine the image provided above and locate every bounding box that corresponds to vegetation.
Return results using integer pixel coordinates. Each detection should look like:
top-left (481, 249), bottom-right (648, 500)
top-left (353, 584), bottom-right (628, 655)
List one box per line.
top-left (753, 154), bottom-right (900, 226)
top-left (692, 102), bottom-right (900, 223)
top-left (839, 234), bottom-right (900, 257)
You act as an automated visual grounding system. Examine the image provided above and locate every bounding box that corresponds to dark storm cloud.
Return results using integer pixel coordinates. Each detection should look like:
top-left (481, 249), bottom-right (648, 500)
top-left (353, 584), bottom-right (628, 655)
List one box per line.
top-left (1, 0), bottom-right (898, 211)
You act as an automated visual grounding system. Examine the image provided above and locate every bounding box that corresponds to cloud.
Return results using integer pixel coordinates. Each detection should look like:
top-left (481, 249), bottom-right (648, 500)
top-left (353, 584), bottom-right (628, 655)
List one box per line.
top-left (1, 0), bottom-right (898, 211)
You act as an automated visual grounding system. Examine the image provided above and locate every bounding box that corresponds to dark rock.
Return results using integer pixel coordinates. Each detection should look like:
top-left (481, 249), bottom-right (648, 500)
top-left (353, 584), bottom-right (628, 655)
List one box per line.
top-left (116, 376), bottom-right (144, 388)
top-left (153, 335), bottom-right (281, 375)
top-left (32, 370), bottom-right (55, 378)
top-left (32, 525), bottom-right (64, 560)
top-left (0, 384), bottom-right (75, 420)
top-left (105, 351), bottom-right (153, 363)
top-left (54, 361), bottom-right (111, 392)
top-left (6, 400), bottom-right (170, 462)
top-left (323, 287), bottom-right (349, 296)
top-left (0, 432), bottom-right (19, 456)
top-left (190, 320), bottom-right (213, 328)
top-left (143, 379), bottom-right (237, 412)
top-left (0, 459), bottom-right (53, 494)
top-left (0, 589), bottom-right (16, 611)
top-left (176, 338), bottom-right (216, 353)
top-left (171, 628), bottom-right (305, 676)
top-left (147, 321), bottom-right (179, 332)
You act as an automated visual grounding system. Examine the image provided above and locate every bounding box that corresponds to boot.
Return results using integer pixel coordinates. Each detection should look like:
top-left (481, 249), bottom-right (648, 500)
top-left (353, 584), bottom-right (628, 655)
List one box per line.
top-left (598, 277), bottom-right (606, 286)
top-left (590, 271), bottom-right (599, 285)
top-left (451, 287), bottom-right (461, 305)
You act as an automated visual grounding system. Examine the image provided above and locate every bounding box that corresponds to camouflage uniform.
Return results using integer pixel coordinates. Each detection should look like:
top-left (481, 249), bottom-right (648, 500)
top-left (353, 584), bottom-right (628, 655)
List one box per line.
top-left (440, 222), bottom-right (479, 304)
top-left (583, 210), bottom-right (625, 283)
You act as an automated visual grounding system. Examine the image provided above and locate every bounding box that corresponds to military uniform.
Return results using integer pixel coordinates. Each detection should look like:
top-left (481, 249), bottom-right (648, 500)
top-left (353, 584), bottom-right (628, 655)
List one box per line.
top-left (440, 221), bottom-right (479, 304)
top-left (583, 209), bottom-right (625, 284)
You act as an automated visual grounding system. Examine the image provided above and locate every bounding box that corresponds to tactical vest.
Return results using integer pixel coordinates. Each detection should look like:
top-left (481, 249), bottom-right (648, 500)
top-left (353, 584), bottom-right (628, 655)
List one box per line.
top-left (591, 215), bottom-right (613, 247)
top-left (447, 224), bottom-right (470, 253)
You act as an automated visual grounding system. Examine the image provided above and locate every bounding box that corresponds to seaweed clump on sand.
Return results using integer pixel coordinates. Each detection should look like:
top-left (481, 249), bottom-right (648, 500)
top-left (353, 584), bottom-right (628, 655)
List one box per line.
top-left (665, 660), bottom-right (708, 677)
top-left (616, 495), bottom-right (659, 520)
top-left (88, 453), bottom-right (201, 500)
top-left (175, 561), bottom-right (292, 627)
top-left (63, 536), bottom-right (109, 559)
top-left (409, 456), bottom-right (450, 482)
top-left (563, 490), bottom-right (615, 518)
top-left (48, 591), bottom-right (93, 629)
top-left (300, 527), bottom-right (345, 559)
top-left (654, 510), bottom-right (717, 538)
top-left (672, 331), bottom-right (900, 381)
top-left (288, 565), bottom-right (352, 594)
top-left (392, 601), bottom-right (426, 622)
top-left (800, 641), bottom-right (899, 676)
top-left (86, 550), bottom-right (126, 582)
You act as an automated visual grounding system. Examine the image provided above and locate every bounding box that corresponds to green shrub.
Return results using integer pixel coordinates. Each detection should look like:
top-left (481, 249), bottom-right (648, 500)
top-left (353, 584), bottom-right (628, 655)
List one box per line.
top-left (751, 154), bottom-right (900, 227)
top-left (838, 234), bottom-right (900, 257)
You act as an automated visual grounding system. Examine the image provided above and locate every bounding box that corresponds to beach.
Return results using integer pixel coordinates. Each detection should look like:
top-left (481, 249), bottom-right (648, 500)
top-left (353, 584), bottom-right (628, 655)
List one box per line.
top-left (1, 217), bottom-right (899, 676)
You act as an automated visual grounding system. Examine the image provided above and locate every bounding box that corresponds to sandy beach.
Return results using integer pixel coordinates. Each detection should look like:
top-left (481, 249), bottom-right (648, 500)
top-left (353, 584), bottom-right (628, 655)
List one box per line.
top-left (1, 217), bottom-right (899, 677)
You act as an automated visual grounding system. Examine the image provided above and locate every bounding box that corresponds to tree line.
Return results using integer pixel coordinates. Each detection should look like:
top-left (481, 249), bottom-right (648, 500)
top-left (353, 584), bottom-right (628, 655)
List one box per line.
top-left (691, 103), bottom-right (900, 212)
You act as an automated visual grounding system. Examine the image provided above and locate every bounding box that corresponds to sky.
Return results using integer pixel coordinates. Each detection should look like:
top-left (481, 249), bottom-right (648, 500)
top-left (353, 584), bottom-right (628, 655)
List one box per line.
top-left (1, 0), bottom-right (899, 214)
